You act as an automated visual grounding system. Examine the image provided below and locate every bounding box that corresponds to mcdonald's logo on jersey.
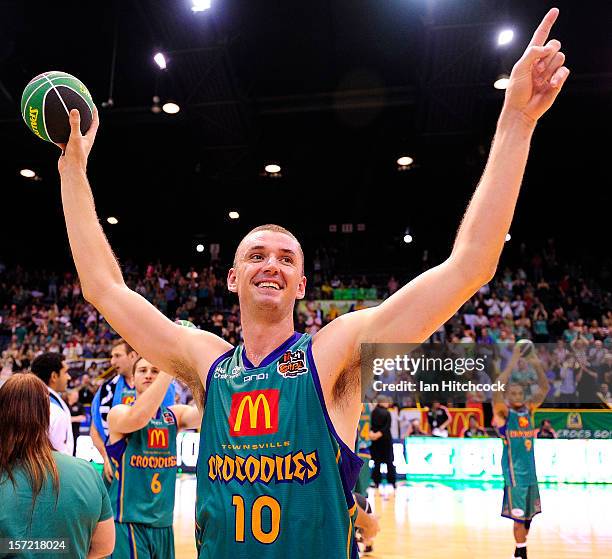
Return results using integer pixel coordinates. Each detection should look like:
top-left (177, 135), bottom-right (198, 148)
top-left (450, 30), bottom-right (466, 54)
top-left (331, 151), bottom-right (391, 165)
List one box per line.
top-left (122, 394), bottom-right (136, 405)
top-left (229, 389), bottom-right (279, 437)
top-left (148, 427), bottom-right (169, 449)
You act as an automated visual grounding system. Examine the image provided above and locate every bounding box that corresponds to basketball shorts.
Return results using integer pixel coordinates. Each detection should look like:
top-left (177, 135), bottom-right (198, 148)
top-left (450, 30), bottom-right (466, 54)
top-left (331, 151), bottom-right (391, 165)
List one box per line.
top-left (501, 484), bottom-right (542, 522)
top-left (112, 522), bottom-right (174, 559)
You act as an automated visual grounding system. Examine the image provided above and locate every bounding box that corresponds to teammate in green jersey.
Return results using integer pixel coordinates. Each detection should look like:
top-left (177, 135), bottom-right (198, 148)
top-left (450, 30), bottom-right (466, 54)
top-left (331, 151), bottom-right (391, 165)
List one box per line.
top-left (57, 8), bottom-right (567, 557)
top-left (493, 343), bottom-right (549, 559)
top-left (106, 357), bottom-right (202, 559)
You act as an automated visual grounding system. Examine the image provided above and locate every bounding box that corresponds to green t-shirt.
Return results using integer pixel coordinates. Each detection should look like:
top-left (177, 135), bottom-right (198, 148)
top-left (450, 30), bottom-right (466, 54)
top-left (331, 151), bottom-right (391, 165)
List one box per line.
top-left (0, 451), bottom-right (112, 559)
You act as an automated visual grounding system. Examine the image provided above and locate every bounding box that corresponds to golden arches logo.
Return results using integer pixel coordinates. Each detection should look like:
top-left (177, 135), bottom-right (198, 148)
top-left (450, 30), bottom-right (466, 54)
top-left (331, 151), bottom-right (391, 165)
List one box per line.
top-left (229, 390), bottom-right (279, 436)
top-left (148, 427), bottom-right (169, 449)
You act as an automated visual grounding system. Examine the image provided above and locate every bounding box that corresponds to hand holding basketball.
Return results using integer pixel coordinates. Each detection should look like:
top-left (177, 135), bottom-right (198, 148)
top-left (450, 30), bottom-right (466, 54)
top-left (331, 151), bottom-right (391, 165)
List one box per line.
top-left (57, 107), bottom-right (99, 176)
top-left (503, 8), bottom-right (570, 125)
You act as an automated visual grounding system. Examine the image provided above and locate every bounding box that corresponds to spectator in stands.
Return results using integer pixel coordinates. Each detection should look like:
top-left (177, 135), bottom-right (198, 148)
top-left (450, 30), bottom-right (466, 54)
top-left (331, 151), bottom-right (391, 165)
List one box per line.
top-left (65, 389), bottom-right (86, 455)
top-left (597, 383), bottom-right (612, 408)
top-left (31, 352), bottom-right (73, 456)
top-left (462, 415), bottom-right (487, 437)
top-left (78, 373), bottom-right (96, 405)
top-left (426, 400), bottom-right (451, 437)
top-left (0, 373), bottom-right (114, 558)
top-left (536, 419), bottom-right (557, 439)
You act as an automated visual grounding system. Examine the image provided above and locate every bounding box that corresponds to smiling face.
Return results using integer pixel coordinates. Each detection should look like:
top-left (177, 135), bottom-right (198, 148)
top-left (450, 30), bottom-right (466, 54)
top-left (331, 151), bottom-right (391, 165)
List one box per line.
top-left (133, 357), bottom-right (160, 396)
top-left (228, 229), bottom-right (307, 317)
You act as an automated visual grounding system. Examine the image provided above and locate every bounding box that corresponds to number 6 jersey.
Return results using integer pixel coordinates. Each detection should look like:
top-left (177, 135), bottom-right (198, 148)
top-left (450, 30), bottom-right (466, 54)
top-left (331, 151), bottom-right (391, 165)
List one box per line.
top-left (107, 407), bottom-right (178, 527)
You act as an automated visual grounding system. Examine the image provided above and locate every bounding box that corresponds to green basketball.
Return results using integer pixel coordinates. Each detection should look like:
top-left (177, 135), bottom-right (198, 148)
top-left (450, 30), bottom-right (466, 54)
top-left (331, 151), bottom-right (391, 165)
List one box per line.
top-left (175, 319), bottom-right (198, 329)
top-left (21, 71), bottom-right (95, 143)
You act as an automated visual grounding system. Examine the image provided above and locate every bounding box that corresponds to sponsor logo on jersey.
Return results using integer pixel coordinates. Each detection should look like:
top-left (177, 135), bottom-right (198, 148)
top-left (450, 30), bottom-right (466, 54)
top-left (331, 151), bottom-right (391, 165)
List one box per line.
top-left (511, 507), bottom-right (525, 517)
top-left (507, 429), bottom-right (538, 438)
top-left (122, 394), bottom-right (136, 405)
top-left (148, 427), bottom-right (169, 449)
top-left (518, 416), bottom-right (530, 428)
top-left (277, 349), bottom-right (308, 378)
top-left (162, 411), bottom-right (175, 424)
top-left (130, 454), bottom-right (177, 469)
top-left (214, 364), bottom-right (243, 379)
top-left (207, 450), bottom-right (320, 485)
top-left (229, 390), bottom-right (279, 437)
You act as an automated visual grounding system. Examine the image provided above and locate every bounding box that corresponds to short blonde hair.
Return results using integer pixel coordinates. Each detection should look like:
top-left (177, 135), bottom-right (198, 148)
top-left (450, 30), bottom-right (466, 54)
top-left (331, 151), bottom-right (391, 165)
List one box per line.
top-left (233, 224), bottom-right (304, 274)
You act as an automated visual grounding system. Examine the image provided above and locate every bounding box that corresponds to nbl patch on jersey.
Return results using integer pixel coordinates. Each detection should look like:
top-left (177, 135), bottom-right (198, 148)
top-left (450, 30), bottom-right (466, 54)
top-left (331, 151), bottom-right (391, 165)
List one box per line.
top-left (228, 389), bottom-right (279, 437)
top-left (277, 349), bottom-right (308, 378)
top-left (162, 411), bottom-right (175, 424)
top-left (518, 416), bottom-right (530, 428)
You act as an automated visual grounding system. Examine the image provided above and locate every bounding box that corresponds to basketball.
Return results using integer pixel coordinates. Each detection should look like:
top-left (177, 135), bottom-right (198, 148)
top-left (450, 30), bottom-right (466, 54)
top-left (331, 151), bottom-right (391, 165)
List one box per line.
top-left (20, 71), bottom-right (94, 144)
top-left (516, 338), bottom-right (535, 357)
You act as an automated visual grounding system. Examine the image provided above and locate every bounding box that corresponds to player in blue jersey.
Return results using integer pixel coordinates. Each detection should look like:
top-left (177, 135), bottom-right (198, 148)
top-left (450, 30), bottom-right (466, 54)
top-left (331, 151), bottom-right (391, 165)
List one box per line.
top-left (494, 344), bottom-right (549, 559)
top-left (56, 8), bottom-right (567, 557)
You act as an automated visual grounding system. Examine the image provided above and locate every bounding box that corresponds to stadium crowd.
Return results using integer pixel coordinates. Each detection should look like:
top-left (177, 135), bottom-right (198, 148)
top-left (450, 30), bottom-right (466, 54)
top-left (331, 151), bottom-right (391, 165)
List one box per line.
top-left (1, 244), bottom-right (611, 421)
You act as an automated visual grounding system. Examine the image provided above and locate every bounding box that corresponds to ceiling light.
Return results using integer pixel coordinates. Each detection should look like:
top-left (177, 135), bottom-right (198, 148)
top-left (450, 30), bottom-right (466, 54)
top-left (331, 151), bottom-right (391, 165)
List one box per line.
top-left (403, 234), bottom-right (413, 244)
top-left (497, 29), bottom-right (514, 46)
top-left (20, 169), bottom-right (36, 178)
top-left (162, 102), bottom-right (180, 114)
top-left (192, 0), bottom-right (211, 12)
top-left (397, 156), bottom-right (414, 167)
top-left (229, 211), bottom-right (240, 219)
top-left (494, 75), bottom-right (510, 90)
top-left (265, 164), bottom-right (281, 174)
top-left (505, 233), bottom-right (511, 242)
top-left (196, 244), bottom-right (205, 253)
top-left (107, 217), bottom-right (118, 225)
top-left (153, 52), bottom-right (167, 70)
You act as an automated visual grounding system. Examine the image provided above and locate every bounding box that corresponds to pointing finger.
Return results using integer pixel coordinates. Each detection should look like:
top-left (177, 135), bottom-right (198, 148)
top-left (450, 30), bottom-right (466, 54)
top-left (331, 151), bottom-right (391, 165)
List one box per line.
top-left (529, 8), bottom-right (559, 47)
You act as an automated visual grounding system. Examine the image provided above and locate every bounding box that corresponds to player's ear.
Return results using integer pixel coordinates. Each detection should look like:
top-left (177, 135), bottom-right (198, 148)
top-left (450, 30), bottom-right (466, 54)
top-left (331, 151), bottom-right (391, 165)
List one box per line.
top-left (296, 275), bottom-right (307, 300)
top-left (227, 268), bottom-right (238, 293)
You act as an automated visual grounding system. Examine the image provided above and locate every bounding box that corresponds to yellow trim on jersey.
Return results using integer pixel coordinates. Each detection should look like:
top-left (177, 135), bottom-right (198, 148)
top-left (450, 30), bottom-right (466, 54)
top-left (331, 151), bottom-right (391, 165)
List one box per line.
top-left (346, 516), bottom-right (353, 559)
top-left (348, 503), bottom-right (357, 516)
top-left (335, 447), bottom-right (341, 463)
top-left (129, 524), bottom-right (139, 558)
top-left (506, 434), bottom-right (517, 486)
top-left (119, 451), bottom-right (127, 522)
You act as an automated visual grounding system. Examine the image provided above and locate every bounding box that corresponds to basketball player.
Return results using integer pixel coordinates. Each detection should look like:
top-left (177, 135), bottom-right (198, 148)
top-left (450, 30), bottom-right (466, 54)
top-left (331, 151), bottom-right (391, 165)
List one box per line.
top-left (56, 9), bottom-right (567, 558)
top-left (91, 339), bottom-right (175, 482)
top-left (493, 345), bottom-right (550, 559)
top-left (106, 357), bottom-right (201, 559)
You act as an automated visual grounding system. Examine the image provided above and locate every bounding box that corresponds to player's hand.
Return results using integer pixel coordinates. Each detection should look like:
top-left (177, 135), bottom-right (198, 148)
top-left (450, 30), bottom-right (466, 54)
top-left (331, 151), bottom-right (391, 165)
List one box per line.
top-left (503, 8), bottom-right (569, 125)
top-left (361, 514), bottom-right (380, 542)
top-left (57, 107), bottom-right (99, 176)
top-left (102, 458), bottom-right (114, 483)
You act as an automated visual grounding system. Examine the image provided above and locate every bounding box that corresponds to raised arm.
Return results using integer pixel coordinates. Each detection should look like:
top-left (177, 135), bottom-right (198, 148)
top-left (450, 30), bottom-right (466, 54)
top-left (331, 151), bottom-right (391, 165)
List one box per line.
top-left (108, 372), bottom-right (174, 437)
top-left (170, 403), bottom-right (204, 430)
top-left (338, 9), bottom-right (569, 346)
top-left (527, 353), bottom-right (550, 409)
top-left (57, 110), bottom-right (231, 382)
top-left (492, 345), bottom-right (522, 417)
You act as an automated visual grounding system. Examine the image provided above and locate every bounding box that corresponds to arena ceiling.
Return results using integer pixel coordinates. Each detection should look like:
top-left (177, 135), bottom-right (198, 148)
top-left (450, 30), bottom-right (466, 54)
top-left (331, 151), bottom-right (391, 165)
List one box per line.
top-left (0, 0), bottom-right (610, 271)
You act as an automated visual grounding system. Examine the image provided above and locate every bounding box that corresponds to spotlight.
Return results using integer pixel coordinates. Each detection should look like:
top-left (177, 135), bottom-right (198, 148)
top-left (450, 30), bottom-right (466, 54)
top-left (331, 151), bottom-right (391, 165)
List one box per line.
top-left (192, 0), bottom-right (211, 12)
top-left (154, 52), bottom-right (167, 70)
top-left (497, 29), bottom-right (514, 46)
top-left (20, 169), bottom-right (36, 178)
top-left (397, 156), bottom-right (414, 168)
top-left (403, 234), bottom-right (413, 244)
top-left (107, 217), bottom-right (119, 225)
top-left (162, 102), bottom-right (180, 114)
top-left (505, 233), bottom-right (511, 242)
top-left (196, 244), bottom-right (205, 253)
top-left (494, 75), bottom-right (510, 90)
top-left (229, 211), bottom-right (240, 220)
top-left (265, 164), bottom-right (281, 174)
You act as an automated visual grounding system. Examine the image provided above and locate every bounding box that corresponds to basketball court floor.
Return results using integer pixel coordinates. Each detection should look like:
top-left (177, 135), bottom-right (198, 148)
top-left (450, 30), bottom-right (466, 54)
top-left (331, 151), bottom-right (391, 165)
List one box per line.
top-left (173, 476), bottom-right (611, 558)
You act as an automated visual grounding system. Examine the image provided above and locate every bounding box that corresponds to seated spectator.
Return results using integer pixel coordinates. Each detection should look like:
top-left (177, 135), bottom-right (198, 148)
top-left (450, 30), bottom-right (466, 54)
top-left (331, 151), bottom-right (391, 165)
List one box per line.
top-left (536, 419), bottom-right (557, 439)
top-left (406, 418), bottom-right (428, 437)
top-left (0, 374), bottom-right (115, 558)
top-left (462, 415), bottom-right (487, 438)
top-left (426, 400), bottom-right (451, 437)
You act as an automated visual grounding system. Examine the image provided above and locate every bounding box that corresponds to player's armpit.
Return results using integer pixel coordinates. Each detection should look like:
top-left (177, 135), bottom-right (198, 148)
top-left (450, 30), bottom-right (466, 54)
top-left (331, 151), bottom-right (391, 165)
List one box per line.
top-left (172, 404), bottom-right (203, 430)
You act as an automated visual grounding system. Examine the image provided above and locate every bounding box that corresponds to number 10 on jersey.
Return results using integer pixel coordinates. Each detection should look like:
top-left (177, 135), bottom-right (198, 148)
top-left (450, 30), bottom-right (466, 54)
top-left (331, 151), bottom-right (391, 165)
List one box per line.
top-left (232, 495), bottom-right (281, 544)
